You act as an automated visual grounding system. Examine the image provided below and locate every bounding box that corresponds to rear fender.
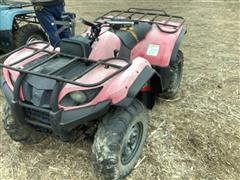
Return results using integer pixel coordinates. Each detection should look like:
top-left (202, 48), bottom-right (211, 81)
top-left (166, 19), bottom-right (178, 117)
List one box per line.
top-left (0, 9), bottom-right (34, 30)
top-left (131, 25), bottom-right (187, 67)
top-left (169, 27), bottom-right (187, 66)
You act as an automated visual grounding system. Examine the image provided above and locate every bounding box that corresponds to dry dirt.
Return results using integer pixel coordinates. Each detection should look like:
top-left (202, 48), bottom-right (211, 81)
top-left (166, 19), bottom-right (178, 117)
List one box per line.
top-left (0, 0), bottom-right (240, 179)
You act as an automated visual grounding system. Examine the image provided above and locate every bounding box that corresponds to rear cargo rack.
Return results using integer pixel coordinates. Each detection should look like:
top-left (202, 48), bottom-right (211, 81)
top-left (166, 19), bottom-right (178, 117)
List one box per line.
top-left (95, 8), bottom-right (185, 33)
top-left (14, 13), bottom-right (39, 24)
top-left (0, 0), bottom-right (32, 8)
top-left (0, 0), bottom-right (38, 23)
top-left (0, 41), bottom-right (131, 87)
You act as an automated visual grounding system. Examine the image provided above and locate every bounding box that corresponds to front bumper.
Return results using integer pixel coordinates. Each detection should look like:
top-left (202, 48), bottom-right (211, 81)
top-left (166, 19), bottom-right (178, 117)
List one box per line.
top-left (0, 30), bottom-right (14, 52)
top-left (1, 77), bottom-right (111, 137)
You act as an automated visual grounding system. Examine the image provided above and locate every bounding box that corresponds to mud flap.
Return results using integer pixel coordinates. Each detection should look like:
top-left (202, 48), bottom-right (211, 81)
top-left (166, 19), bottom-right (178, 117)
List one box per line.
top-left (10, 101), bottom-right (26, 125)
top-left (0, 77), bottom-right (14, 105)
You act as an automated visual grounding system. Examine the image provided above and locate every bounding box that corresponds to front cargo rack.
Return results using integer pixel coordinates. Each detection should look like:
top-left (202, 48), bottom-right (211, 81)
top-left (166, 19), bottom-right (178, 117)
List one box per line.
top-left (95, 8), bottom-right (185, 33)
top-left (0, 41), bottom-right (131, 87)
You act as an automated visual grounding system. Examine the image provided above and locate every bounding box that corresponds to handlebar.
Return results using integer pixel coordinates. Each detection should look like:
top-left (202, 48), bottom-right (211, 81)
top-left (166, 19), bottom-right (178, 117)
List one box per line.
top-left (105, 20), bottom-right (137, 26)
top-left (80, 18), bottom-right (98, 29)
top-left (79, 18), bottom-right (102, 45)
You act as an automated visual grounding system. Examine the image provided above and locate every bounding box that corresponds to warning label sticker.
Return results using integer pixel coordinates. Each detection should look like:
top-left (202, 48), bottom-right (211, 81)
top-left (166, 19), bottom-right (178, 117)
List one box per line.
top-left (146, 44), bottom-right (160, 56)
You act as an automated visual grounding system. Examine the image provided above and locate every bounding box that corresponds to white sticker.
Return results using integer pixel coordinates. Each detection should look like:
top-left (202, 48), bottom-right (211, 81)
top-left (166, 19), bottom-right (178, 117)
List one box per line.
top-left (146, 44), bottom-right (160, 56)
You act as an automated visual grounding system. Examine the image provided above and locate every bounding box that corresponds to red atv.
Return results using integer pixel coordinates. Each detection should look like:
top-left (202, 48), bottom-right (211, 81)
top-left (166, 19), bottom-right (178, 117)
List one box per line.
top-left (0, 8), bottom-right (186, 180)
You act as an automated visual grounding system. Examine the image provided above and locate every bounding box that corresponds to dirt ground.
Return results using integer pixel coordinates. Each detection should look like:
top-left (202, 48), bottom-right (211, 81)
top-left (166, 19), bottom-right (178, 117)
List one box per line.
top-left (0, 0), bottom-right (240, 179)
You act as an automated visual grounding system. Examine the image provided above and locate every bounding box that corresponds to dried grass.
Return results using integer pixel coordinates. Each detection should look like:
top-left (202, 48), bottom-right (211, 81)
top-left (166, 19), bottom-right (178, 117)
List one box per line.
top-left (1, 0), bottom-right (240, 179)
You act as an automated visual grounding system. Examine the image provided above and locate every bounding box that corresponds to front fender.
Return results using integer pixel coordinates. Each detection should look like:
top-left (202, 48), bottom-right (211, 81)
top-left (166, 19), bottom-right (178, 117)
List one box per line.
top-left (127, 66), bottom-right (156, 98)
top-left (115, 65), bottom-right (156, 107)
top-left (58, 57), bottom-right (153, 110)
top-left (0, 9), bottom-right (34, 30)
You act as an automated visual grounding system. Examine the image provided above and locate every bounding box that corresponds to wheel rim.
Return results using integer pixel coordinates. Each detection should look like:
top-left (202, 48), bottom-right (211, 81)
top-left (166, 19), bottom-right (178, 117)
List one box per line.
top-left (121, 122), bottom-right (143, 165)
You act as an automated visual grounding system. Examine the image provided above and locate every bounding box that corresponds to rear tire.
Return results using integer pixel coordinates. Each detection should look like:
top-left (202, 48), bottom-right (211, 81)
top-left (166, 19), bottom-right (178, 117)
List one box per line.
top-left (14, 24), bottom-right (48, 47)
top-left (2, 102), bottom-right (46, 144)
top-left (162, 50), bottom-right (184, 99)
top-left (91, 99), bottom-right (148, 180)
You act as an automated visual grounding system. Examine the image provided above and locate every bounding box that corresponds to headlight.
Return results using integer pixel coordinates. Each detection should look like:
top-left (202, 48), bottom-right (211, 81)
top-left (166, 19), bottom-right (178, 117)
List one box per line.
top-left (70, 91), bottom-right (87, 103)
top-left (61, 87), bottom-right (102, 106)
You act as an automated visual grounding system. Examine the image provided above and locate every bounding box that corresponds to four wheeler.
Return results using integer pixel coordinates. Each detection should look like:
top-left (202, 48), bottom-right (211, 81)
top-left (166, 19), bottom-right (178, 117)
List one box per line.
top-left (0, 8), bottom-right (186, 180)
top-left (0, 0), bottom-right (47, 53)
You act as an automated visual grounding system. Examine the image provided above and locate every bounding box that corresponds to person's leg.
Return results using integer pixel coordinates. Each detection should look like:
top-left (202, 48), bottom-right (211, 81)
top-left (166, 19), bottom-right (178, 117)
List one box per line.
top-left (50, 3), bottom-right (71, 39)
top-left (35, 8), bottom-right (61, 47)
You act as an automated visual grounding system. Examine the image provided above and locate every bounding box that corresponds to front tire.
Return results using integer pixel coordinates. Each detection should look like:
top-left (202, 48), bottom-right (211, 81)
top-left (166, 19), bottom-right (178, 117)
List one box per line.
top-left (91, 99), bottom-right (148, 180)
top-left (14, 24), bottom-right (48, 47)
top-left (2, 102), bottom-right (46, 144)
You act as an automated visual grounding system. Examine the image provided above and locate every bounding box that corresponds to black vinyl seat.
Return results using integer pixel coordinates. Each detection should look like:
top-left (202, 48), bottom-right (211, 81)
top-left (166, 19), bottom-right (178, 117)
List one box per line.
top-left (114, 30), bottom-right (138, 50)
top-left (133, 23), bottom-right (152, 41)
top-left (114, 23), bottom-right (152, 59)
top-left (114, 23), bottom-right (152, 50)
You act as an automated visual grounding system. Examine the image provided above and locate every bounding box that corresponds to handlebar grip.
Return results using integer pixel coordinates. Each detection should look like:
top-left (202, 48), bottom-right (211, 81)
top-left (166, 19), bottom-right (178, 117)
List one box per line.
top-left (79, 18), bottom-right (97, 28)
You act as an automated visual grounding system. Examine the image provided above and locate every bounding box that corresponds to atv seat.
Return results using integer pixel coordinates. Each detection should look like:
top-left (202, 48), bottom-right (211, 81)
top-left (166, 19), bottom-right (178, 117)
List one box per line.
top-left (115, 30), bottom-right (138, 50)
top-left (133, 23), bottom-right (152, 41)
top-left (115, 23), bottom-right (152, 59)
top-left (115, 23), bottom-right (152, 50)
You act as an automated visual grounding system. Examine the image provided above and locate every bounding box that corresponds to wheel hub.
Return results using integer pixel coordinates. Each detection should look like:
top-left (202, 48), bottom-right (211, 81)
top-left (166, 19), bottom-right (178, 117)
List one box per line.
top-left (121, 122), bottom-right (143, 165)
top-left (26, 35), bottom-right (42, 44)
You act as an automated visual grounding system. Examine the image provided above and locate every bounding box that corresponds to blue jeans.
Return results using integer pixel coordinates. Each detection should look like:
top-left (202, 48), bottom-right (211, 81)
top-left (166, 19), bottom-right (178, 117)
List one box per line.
top-left (35, 3), bottom-right (71, 47)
